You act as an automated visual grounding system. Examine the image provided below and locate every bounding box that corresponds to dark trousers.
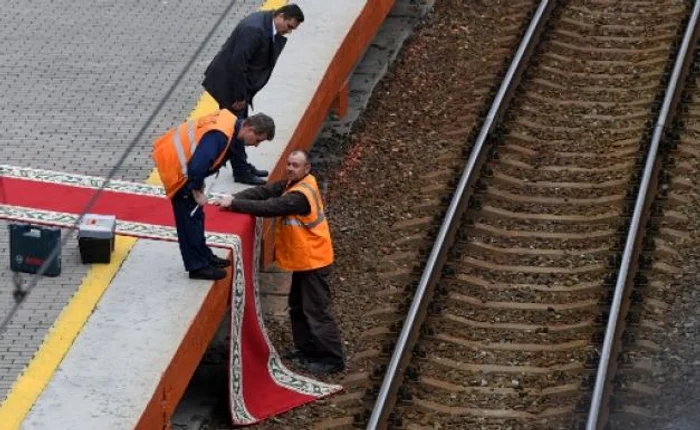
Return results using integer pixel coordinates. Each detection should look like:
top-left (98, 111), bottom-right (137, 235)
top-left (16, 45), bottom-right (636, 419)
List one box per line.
top-left (219, 103), bottom-right (251, 177)
top-left (230, 140), bottom-right (250, 177)
top-left (289, 265), bottom-right (344, 364)
top-left (171, 187), bottom-right (214, 271)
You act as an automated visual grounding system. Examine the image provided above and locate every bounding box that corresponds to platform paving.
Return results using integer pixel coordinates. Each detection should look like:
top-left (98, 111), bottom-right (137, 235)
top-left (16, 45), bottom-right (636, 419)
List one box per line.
top-left (1, 0), bottom-right (386, 427)
top-left (22, 241), bottom-right (227, 429)
top-left (0, 0), bottom-right (262, 404)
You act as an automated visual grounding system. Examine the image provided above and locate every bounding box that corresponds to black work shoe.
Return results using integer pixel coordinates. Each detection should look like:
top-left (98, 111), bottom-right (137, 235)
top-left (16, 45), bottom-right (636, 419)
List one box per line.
top-left (282, 348), bottom-right (314, 365)
top-left (234, 174), bottom-right (266, 186)
top-left (248, 163), bottom-right (269, 177)
top-left (210, 255), bottom-right (231, 269)
top-left (189, 266), bottom-right (226, 281)
top-left (282, 349), bottom-right (306, 360)
top-left (302, 359), bottom-right (346, 375)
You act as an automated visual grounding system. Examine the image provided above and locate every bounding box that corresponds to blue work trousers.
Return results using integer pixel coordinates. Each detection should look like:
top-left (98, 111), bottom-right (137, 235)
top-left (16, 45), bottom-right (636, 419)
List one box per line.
top-left (171, 187), bottom-right (214, 271)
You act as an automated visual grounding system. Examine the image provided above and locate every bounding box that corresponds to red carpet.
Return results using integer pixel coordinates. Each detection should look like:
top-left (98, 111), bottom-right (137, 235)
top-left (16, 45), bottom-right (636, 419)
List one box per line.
top-left (0, 166), bottom-right (342, 426)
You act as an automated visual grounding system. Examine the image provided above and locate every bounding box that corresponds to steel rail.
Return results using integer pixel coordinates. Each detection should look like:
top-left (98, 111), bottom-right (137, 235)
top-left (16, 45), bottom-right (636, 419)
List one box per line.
top-left (586, 2), bottom-right (700, 429)
top-left (366, 1), bottom-right (556, 428)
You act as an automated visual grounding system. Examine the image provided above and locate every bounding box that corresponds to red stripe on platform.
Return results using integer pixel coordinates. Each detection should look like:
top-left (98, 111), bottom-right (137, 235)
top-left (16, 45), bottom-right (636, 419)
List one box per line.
top-left (1, 177), bottom-right (250, 236)
top-left (2, 174), bottom-right (339, 426)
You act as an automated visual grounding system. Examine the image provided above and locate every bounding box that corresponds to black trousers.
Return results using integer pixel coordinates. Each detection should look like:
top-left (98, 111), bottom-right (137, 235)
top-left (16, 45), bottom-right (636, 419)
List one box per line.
top-left (219, 102), bottom-right (251, 177)
top-left (171, 187), bottom-right (214, 271)
top-left (289, 265), bottom-right (345, 364)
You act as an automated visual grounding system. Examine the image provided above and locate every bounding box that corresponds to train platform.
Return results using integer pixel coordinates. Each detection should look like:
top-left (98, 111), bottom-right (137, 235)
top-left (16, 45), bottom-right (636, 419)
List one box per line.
top-left (0, 0), bottom-right (395, 428)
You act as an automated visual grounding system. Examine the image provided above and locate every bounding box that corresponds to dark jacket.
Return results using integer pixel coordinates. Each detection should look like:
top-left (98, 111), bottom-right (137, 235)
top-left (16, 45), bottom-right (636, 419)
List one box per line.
top-left (203, 11), bottom-right (287, 109)
top-left (185, 120), bottom-right (242, 191)
top-left (228, 179), bottom-right (310, 217)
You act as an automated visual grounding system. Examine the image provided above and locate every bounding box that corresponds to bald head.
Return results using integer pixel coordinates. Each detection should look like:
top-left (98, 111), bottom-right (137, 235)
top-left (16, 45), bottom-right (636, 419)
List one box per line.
top-left (290, 150), bottom-right (310, 163)
top-left (286, 150), bottom-right (311, 182)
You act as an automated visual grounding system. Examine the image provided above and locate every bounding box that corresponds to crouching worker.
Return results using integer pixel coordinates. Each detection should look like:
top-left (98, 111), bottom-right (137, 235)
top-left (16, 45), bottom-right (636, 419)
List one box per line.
top-left (152, 109), bottom-right (275, 280)
top-left (213, 150), bottom-right (345, 374)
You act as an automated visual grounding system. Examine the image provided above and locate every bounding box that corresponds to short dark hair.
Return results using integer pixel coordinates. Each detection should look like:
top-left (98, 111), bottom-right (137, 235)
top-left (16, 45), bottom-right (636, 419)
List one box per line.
top-left (274, 4), bottom-right (304, 23)
top-left (244, 113), bottom-right (276, 140)
top-left (289, 149), bottom-right (311, 165)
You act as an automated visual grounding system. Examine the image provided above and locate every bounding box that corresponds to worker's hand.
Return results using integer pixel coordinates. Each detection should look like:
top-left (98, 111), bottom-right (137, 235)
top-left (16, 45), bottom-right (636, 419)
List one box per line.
top-left (231, 100), bottom-right (247, 111)
top-left (213, 195), bottom-right (234, 209)
top-left (192, 190), bottom-right (208, 207)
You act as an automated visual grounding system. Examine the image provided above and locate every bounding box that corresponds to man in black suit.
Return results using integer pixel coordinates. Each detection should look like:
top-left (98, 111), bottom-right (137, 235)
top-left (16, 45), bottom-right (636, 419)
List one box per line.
top-left (203, 4), bottom-right (305, 185)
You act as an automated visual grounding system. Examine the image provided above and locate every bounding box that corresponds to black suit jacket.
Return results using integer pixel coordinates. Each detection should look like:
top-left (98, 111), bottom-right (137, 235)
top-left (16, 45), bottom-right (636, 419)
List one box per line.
top-left (203, 11), bottom-right (287, 109)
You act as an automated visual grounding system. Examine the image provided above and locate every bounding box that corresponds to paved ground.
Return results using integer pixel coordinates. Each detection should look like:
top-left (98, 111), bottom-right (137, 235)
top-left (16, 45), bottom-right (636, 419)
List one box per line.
top-left (0, 0), bottom-right (430, 421)
top-left (0, 0), bottom-right (264, 402)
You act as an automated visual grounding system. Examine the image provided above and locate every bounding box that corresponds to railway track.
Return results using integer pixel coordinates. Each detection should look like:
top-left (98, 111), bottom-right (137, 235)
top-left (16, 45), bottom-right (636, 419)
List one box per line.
top-left (357, 0), bottom-right (698, 429)
top-left (305, 1), bottom-right (543, 428)
top-left (605, 8), bottom-right (700, 429)
top-left (204, 1), bottom-right (542, 429)
top-left (237, 1), bottom-right (700, 428)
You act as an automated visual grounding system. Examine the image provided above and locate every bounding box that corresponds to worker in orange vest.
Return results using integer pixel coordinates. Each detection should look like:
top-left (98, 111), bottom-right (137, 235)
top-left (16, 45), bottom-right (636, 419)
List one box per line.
top-left (214, 150), bottom-right (345, 374)
top-left (152, 109), bottom-right (275, 280)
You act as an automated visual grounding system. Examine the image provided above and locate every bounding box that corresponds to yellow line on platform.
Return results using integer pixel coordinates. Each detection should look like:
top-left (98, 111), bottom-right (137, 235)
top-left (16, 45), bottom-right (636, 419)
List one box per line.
top-left (0, 236), bottom-right (137, 429)
top-left (260, 0), bottom-right (287, 11)
top-left (1, 2), bottom-right (289, 427)
top-left (2, 3), bottom-right (292, 425)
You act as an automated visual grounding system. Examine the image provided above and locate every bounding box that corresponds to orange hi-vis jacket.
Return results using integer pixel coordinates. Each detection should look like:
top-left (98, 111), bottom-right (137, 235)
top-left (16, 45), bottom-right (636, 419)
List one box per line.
top-left (152, 109), bottom-right (237, 199)
top-left (275, 174), bottom-right (334, 271)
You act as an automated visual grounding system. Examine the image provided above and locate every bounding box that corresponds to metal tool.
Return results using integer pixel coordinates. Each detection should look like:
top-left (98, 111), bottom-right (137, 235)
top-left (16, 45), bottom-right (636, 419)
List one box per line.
top-left (190, 187), bottom-right (207, 217)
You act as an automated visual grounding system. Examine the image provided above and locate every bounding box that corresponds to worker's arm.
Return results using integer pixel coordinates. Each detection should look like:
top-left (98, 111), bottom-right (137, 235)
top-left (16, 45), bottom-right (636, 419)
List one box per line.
top-left (186, 131), bottom-right (228, 191)
top-left (228, 191), bottom-right (310, 218)
top-left (232, 180), bottom-right (286, 200)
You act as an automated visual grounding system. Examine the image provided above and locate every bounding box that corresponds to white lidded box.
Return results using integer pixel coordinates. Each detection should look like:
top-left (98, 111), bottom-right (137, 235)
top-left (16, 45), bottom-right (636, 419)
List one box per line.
top-left (78, 214), bottom-right (116, 264)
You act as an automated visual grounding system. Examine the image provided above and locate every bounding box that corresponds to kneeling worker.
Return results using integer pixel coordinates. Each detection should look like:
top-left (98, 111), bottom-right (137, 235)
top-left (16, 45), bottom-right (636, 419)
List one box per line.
top-left (214, 150), bottom-right (345, 374)
top-left (152, 109), bottom-right (275, 280)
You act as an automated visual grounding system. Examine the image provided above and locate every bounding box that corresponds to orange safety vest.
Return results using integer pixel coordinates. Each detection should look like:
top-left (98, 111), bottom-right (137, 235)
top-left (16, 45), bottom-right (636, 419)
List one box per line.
top-left (275, 174), bottom-right (334, 271)
top-left (152, 109), bottom-right (237, 198)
